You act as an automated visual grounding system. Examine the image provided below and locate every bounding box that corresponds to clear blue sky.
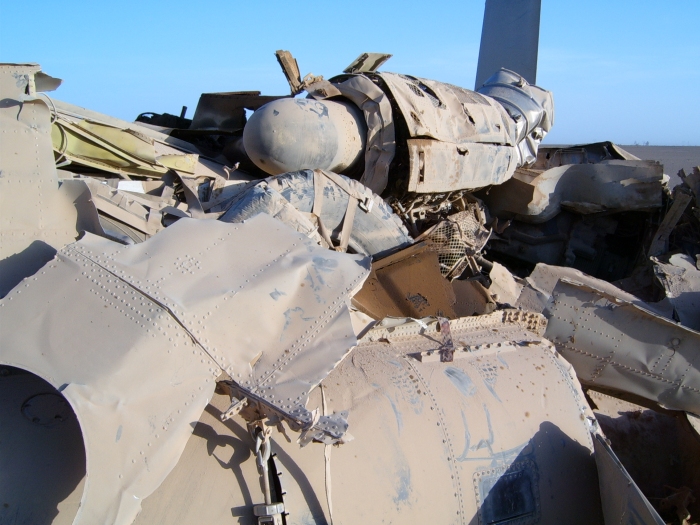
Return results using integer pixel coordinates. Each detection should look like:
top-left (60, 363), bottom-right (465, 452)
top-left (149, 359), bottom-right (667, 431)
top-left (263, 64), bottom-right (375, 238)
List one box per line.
top-left (1, 0), bottom-right (698, 145)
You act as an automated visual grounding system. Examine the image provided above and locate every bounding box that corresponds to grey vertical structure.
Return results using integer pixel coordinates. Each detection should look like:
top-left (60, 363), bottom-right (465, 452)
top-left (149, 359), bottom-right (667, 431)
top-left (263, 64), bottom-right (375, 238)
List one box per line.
top-left (475, 0), bottom-right (541, 89)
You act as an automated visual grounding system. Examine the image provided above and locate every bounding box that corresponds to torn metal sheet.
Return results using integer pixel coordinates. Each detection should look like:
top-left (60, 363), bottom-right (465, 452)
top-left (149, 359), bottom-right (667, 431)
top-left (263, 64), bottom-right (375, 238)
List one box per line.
top-left (679, 166), bottom-right (700, 207)
top-left (483, 159), bottom-right (664, 224)
top-left (518, 262), bottom-right (673, 319)
top-left (219, 180), bottom-right (329, 247)
top-left (377, 72), bottom-right (514, 146)
top-left (592, 433), bottom-right (665, 525)
top-left (653, 253), bottom-right (700, 331)
top-left (533, 142), bottom-right (642, 170)
top-left (329, 74), bottom-right (397, 194)
top-left (222, 169), bottom-right (412, 258)
top-left (488, 261), bottom-right (523, 305)
top-left (648, 186), bottom-right (693, 257)
top-left (589, 389), bottom-right (700, 522)
top-left (452, 279), bottom-right (497, 317)
top-left (48, 98), bottom-right (247, 184)
top-left (0, 214), bottom-right (369, 524)
top-left (406, 138), bottom-right (516, 192)
top-left (352, 242), bottom-right (457, 319)
top-left (65, 177), bottom-right (166, 237)
top-left (0, 64), bottom-right (82, 297)
top-left (51, 98), bottom-right (206, 155)
top-left (35, 70), bottom-right (63, 92)
top-left (343, 52), bottom-right (392, 74)
top-left (190, 91), bottom-right (285, 132)
top-left (477, 68), bottom-right (554, 167)
top-left (128, 311), bottom-right (599, 525)
top-left (543, 278), bottom-right (700, 415)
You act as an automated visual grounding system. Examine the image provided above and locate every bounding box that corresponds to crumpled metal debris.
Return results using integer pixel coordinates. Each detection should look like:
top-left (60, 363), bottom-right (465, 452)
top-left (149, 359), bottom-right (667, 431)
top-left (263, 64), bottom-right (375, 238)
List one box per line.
top-left (653, 253), bottom-right (700, 331)
top-left (221, 169), bottom-right (412, 258)
top-left (592, 433), bottom-right (665, 525)
top-left (0, 214), bottom-right (369, 524)
top-left (477, 68), bottom-right (554, 167)
top-left (352, 242), bottom-right (458, 319)
top-left (304, 312), bottom-right (604, 524)
top-left (2, 55), bottom-right (700, 525)
top-left (419, 202), bottom-right (491, 279)
top-left (482, 157), bottom-right (664, 224)
top-left (543, 278), bottom-right (700, 415)
top-left (0, 64), bottom-right (84, 297)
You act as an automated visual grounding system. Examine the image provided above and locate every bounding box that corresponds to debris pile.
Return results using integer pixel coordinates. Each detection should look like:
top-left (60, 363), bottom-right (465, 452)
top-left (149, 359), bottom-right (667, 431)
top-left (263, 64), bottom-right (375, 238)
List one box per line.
top-left (1, 58), bottom-right (699, 525)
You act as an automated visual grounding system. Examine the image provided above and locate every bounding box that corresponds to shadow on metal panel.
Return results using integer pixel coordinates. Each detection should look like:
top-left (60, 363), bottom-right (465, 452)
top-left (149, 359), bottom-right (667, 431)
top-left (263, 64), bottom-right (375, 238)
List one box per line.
top-left (0, 366), bottom-right (85, 525)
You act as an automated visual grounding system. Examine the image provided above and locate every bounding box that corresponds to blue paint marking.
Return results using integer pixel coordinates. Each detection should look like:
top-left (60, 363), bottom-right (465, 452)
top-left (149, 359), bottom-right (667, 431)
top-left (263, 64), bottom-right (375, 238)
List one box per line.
top-left (281, 307), bottom-right (314, 341)
top-left (457, 410), bottom-right (472, 461)
top-left (483, 381), bottom-right (502, 403)
top-left (472, 361), bottom-right (502, 403)
top-left (393, 462), bottom-right (412, 505)
top-left (471, 404), bottom-right (495, 455)
top-left (382, 392), bottom-right (403, 435)
top-left (116, 425), bottom-right (122, 443)
top-left (270, 289), bottom-right (286, 301)
top-left (314, 257), bottom-right (337, 271)
top-left (444, 366), bottom-right (477, 397)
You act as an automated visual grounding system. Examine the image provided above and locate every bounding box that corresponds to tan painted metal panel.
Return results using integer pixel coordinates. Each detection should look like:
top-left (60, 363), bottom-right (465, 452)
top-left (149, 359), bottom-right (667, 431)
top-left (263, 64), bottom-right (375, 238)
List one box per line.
top-left (0, 214), bottom-right (369, 525)
top-left (0, 64), bottom-right (81, 296)
top-left (407, 138), bottom-right (516, 193)
top-left (128, 313), bottom-right (602, 525)
top-left (544, 279), bottom-right (700, 415)
top-left (378, 72), bottom-right (513, 145)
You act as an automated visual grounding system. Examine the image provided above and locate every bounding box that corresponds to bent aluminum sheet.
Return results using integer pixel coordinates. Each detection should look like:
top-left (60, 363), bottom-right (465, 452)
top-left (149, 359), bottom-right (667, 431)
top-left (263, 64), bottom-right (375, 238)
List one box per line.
top-left (327, 74), bottom-right (396, 194)
top-left (483, 159), bottom-right (664, 224)
top-left (0, 213), bottom-right (369, 525)
top-left (0, 64), bottom-right (82, 296)
top-left (517, 263), bottom-right (673, 320)
top-left (406, 138), bottom-right (516, 192)
top-left (544, 278), bottom-right (700, 415)
top-left (653, 253), bottom-right (700, 331)
top-left (592, 433), bottom-right (665, 525)
top-left (289, 314), bottom-right (602, 524)
top-left (377, 72), bottom-right (513, 146)
top-left (129, 312), bottom-right (601, 524)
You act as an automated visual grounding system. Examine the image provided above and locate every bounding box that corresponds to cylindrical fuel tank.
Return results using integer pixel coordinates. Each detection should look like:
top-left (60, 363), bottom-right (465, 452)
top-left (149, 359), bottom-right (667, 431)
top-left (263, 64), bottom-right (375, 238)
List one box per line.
top-left (243, 98), bottom-right (367, 176)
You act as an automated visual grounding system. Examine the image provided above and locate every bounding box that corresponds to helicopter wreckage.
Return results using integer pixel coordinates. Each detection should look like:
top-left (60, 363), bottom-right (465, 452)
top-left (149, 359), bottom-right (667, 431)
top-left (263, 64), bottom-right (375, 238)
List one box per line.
top-left (1, 52), bottom-right (699, 525)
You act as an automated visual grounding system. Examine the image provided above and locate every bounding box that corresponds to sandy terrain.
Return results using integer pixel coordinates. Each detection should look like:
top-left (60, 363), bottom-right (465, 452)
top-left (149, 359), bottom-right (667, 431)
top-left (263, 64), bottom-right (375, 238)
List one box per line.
top-left (621, 145), bottom-right (700, 186)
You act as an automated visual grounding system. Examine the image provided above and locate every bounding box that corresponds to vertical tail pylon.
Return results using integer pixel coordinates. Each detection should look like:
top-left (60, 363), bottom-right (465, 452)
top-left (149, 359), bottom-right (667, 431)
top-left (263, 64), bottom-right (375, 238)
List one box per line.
top-left (475, 0), bottom-right (541, 89)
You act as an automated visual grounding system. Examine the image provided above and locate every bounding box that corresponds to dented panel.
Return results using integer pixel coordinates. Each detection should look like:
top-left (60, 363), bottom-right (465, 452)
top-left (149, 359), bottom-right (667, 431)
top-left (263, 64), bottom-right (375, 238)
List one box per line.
top-left (407, 138), bottom-right (516, 192)
top-left (592, 433), bottom-right (665, 525)
top-left (0, 64), bottom-right (82, 297)
top-left (0, 214), bottom-right (369, 524)
top-left (311, 315), bottom-right (602, 524)
top-left (378, 72), bottom-right (513, 146)
top-left (483, 159), bottom-right (665, 223)
top-left (544, 279), bottom-right (700, 415)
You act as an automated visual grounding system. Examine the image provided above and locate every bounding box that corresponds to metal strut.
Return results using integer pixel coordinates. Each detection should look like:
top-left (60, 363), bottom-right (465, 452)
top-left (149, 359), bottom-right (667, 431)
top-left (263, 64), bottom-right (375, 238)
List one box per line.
top-left (251, 426), bottom-right (285, 525)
